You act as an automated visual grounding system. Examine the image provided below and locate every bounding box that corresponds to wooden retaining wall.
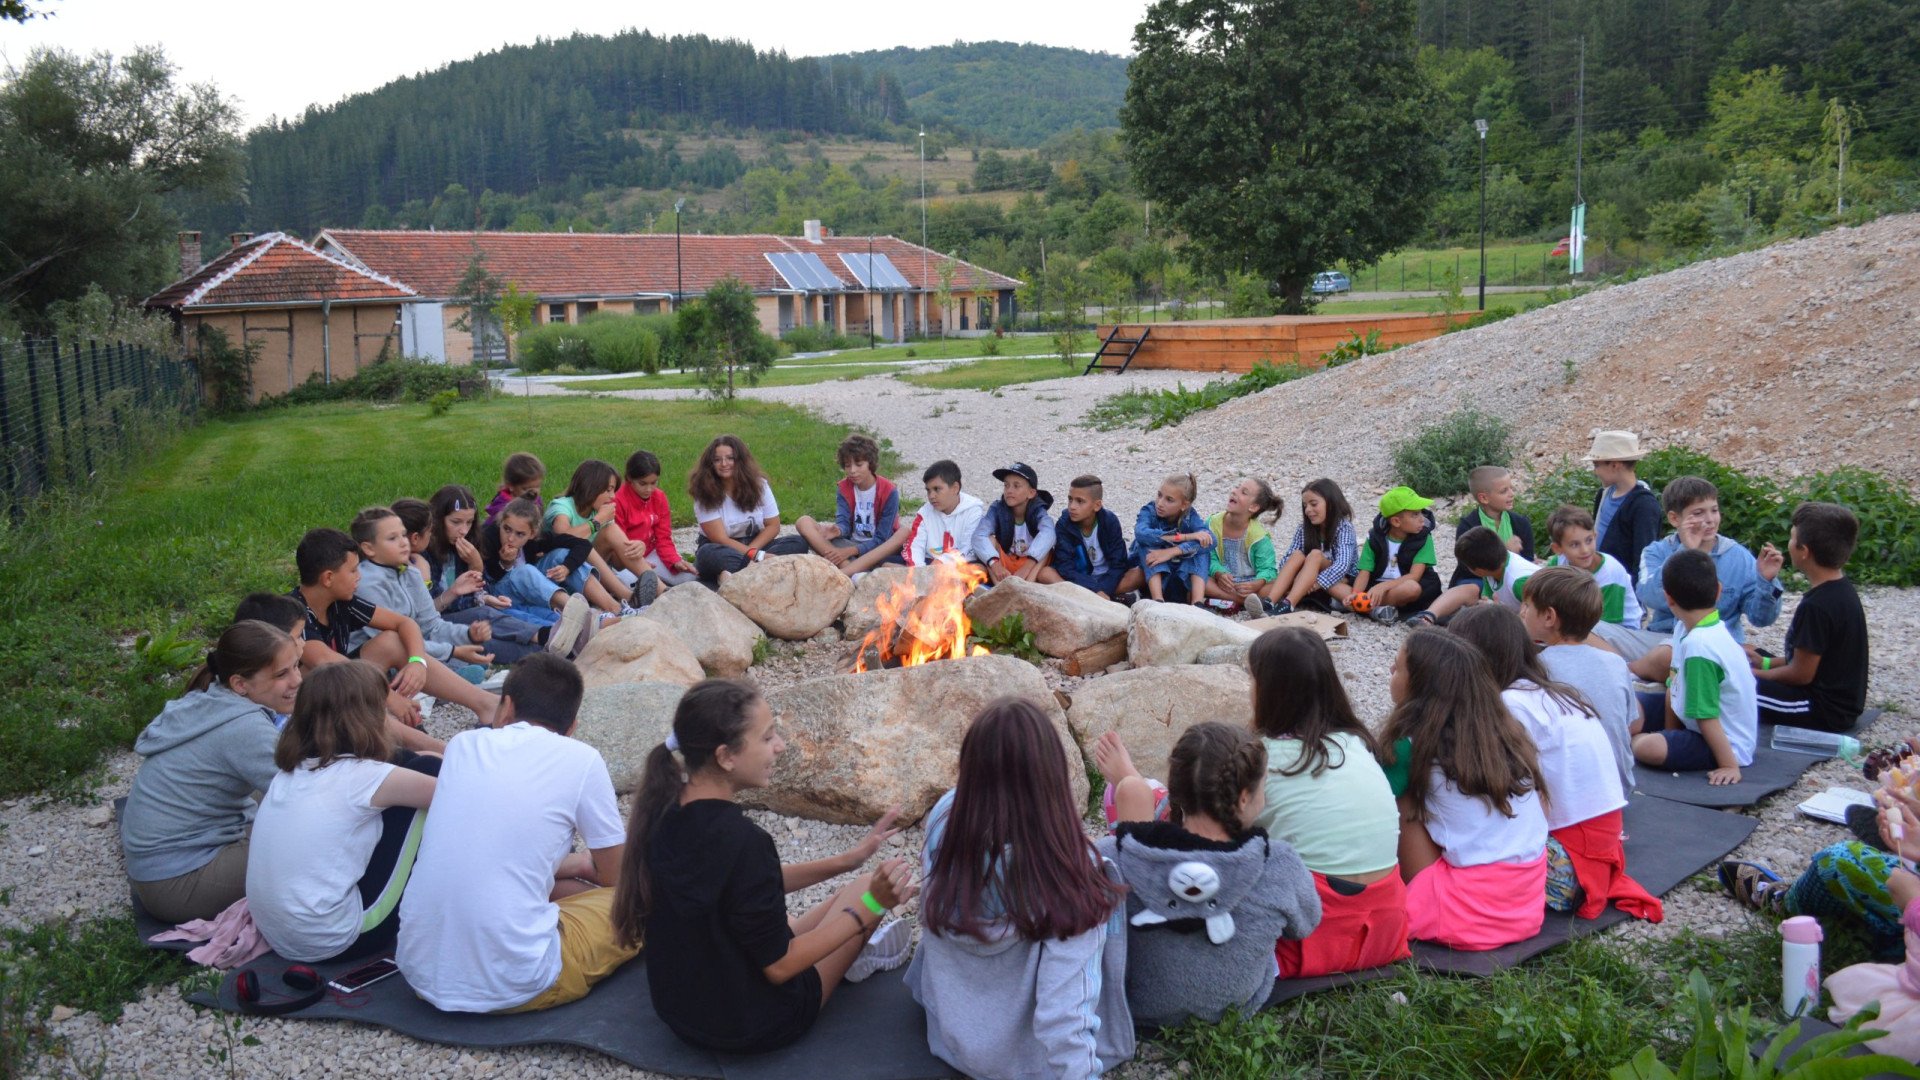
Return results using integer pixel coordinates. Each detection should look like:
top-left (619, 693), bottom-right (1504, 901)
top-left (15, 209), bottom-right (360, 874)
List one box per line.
top-left (1093, 312), bottom-right (1475, 373)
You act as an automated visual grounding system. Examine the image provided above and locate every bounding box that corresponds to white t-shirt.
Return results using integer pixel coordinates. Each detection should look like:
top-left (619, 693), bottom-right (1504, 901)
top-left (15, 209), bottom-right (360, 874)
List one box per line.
top-left (1548, 552), bottom-right (1643, 627)
top-left (1082, 523), bottom-right (1107, 574)
top-left (1380, 538), bottom-right (1405, 581)
top-left (246, 757), bottom-right (395, 962)
top-left (1422, 768), bottom-right (1548, 868)
top-left (852, 485), bottom-right (877, 542)
top-left (1501, 681), bottom-right (1626, 830)
top-left (398, 722), bottom-right (624, 1012)
top-left (1011, 521), bottom-right (1032, 557)
top-left (695, 479), bottom-right (779, 541)
top-left (1668, 614), bottom-right (1759, 767)
top-left (1483, 550), bottom-right (1539, 609)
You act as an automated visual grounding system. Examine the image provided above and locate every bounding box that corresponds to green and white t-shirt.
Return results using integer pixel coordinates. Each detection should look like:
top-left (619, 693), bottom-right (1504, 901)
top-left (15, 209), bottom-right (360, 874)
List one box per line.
top-left (1478, 550), bottom-right (1538, 609)
top-left (1667, 611), bottom-right (1758, 766)
top-left (1357, 532), bottom-right (1435, 582)
top-left (1548, 552), bottom-right (1643, 626)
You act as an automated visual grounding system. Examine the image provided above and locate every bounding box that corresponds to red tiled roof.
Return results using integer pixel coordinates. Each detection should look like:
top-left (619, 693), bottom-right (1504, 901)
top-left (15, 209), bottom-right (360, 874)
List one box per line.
top-left (314, 229), bottom-right (1021, 301)
top-left (145, 233), bottom-right (417, 311)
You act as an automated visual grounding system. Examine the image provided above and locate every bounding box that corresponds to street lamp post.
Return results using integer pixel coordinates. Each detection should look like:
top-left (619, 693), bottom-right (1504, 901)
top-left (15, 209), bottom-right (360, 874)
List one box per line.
top-left (919, 130), bottom-right (928, 335)
top-left (673, 197), bottom-right (686, 313)
top-left (1474, 119), bottom-right (1488, 312)
top-left (867, 233), bottom-right (875, 348)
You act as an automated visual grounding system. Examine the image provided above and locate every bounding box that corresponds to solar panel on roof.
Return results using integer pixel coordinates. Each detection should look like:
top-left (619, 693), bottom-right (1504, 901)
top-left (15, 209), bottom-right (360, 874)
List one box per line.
top-left (764, 252), bottom-right (847, 292)
top-left (837, 253), bottom-right (913, 291)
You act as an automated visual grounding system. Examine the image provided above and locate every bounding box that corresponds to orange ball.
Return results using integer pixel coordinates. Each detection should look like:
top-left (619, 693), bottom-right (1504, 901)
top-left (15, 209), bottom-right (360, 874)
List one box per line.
top-left (1348, 592), bottom-right (1372, 614)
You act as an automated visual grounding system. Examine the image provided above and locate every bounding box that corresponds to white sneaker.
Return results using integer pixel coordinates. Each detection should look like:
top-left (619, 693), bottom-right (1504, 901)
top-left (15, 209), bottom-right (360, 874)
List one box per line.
top-left (844, 917), bottom-right (912, 983)
top-left (546, 594), bottom-right (592, 656)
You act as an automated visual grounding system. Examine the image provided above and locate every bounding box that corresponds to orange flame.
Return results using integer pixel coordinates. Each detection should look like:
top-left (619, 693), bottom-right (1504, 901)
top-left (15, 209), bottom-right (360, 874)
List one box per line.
top-left (853, 558), bottom-right (991, 670)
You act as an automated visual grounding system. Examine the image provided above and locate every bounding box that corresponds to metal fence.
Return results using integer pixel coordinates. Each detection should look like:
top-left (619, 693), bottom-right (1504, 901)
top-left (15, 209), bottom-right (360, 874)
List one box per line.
top-left (0, 338), bottom-right (201, 521)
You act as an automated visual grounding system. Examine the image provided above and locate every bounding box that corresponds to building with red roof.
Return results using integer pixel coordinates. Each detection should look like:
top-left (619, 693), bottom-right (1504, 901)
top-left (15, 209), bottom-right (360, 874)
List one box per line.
top-left (144, 232), bottom-right (420, 400)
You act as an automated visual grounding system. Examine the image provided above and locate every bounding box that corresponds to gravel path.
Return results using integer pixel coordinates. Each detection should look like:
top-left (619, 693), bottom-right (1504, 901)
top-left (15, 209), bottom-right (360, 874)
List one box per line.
top-left (13, 231), bottom-right (1920, 1073)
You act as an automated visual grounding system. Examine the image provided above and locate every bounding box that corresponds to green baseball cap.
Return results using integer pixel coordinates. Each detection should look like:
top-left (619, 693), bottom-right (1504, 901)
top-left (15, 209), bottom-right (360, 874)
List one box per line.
top-left (1378, 486), bottom-right (1433, 518)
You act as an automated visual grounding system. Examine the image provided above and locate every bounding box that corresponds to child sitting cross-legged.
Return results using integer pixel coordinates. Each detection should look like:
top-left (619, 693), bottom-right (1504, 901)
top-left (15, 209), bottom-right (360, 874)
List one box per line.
top-left (1448, 465), bottom-right (1536, 590)
top-left (1263, 478), bottom-right (1358, 615)
top-left (1247, 627), bottom-right (1409, 977)
top-left (795, 434), bottom-right (909, 578)
top-left (350, 506), bottom-right (496, 684)
top-left (1383, 629), bottom-right (1550, 951)
top-left (1420, 525), bottom-right (1540, 626)
top-left (1120, 473), bottom-right (1212, 606)
top-left (1092, 722), bottom-right (1320, 1029)
top-left (1042, 474), bottom-right (1129, 598)
top-left (615, 680), bottom-right (917, 1053)
top-left (1520, 567), bottom-right (1640, 797)
top-left (245, 661), bottom-right (440, 964)
top-left (543, 458), bottom-right (647, 614)
top-left (1203, 477), bottom-right (1283, 617)
top-left (904, 459), bottom-right (987, 567)
top-left (1543, 504), bottom-right (1644, 656)
top-left (609, 450), bottom-right (698, 591)
top-left (1449, 606), bottom-right (1660, 922)
top-left (1749, 501), bottom-right (1870, 733)
top-left (908, 698), bottom-right (1134, 1079)
top-left (1631, 548), bottom-right (1758, 787)
top-left (1351, 487), bottom-right (1442, 624)
top-left (485, 451), bottom-right (546, 524)
top-left (407, 486), bottom-right (543, 667)
top-left (476, 497), bottom-right (602, 660)
top-left (973, 462), bottom-right (1057, 584)
top-left (1627, 475), bottom-right (1785, 674)
top-left (689, 435), bottom-right (811, 584)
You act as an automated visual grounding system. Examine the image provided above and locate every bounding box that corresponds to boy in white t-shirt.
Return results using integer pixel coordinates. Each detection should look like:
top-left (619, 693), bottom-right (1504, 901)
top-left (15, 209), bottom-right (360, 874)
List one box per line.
top-left (904, 459), bottom-right (986, 568)
top-left (1423, 526), bottom-right (1538, 623)
top-left (1630, 548), bottom-right (1757, 786)
top-left (1544, 505), bottom-right (1646, 658)
top-left (795, 433), bottom-right (909, 577)
top-left (397, 654), bottom-right (638, 1012)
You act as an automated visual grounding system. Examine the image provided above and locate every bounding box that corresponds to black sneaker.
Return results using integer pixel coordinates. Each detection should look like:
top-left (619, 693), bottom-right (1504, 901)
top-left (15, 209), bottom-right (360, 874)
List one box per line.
top-left (628, 569), bottom-right (660, 609)
top-left (1271, 597), bottom-right (1294, 615)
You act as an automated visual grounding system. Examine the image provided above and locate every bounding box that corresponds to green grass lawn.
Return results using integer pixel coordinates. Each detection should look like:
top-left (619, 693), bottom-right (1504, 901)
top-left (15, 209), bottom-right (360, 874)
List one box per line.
top-left (894, 356), bottom-right (1084, 390)
top-left (552, 362), bottom-right (906, 391)
top-left (1339, 241), bottom-right (1568, 290)
top-left (0, 395), bottom-right (899, 798)
top-left (1319, 290), bottom-right (1557, 315)
top-left (846, 333), bottom-right (1094, 363)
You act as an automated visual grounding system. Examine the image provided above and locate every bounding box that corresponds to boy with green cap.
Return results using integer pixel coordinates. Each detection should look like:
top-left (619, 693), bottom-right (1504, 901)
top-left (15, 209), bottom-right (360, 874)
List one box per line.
top-left (1349, 486), bottom-right (1442, 624)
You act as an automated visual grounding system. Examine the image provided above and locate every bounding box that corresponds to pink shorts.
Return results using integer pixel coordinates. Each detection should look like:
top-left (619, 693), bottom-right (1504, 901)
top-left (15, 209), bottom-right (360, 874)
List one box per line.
top-left (1405, 854), bottom-right (1548, 951)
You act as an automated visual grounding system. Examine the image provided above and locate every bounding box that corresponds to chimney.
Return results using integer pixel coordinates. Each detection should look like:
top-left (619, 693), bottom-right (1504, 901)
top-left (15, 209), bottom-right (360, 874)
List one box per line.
top-left (803, 219), bottom-right (822, 244)
top-left (177, 231), bottom-right (202, 278)
top-left (228, 231), bottom-right (254, 250)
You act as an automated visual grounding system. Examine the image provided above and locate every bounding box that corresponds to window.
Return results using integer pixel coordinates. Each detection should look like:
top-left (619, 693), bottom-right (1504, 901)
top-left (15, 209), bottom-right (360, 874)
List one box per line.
top-left (577, 301), bottom-right (599, 317)
top-left (547, 303), bottom-right (568, 324)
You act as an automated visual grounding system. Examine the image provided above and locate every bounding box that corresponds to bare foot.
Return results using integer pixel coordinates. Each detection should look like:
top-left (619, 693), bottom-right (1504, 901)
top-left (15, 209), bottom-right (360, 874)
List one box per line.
top-left (1092, 731), bottom-right (1139, 785)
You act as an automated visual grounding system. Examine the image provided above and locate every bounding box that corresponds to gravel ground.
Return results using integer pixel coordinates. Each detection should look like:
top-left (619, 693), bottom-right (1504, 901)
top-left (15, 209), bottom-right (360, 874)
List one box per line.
top-left (13, 228), bottom-right (1920, 1074)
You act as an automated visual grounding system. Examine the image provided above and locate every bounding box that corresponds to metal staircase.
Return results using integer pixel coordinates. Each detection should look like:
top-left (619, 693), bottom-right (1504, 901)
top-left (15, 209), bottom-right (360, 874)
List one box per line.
top-left (1083, 326), bottom-right (1150, 374)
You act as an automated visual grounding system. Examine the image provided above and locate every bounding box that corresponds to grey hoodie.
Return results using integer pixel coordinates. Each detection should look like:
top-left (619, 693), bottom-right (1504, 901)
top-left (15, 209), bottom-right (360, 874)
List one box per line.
top-left (350, 560), bottom-right (471, 660)
top-left (120, 686), bottom-right (281, 882)
top-left (1097, 822), bottom-right (1321, 1028)
top-left (906, 789), bottom-right (1134, 1080)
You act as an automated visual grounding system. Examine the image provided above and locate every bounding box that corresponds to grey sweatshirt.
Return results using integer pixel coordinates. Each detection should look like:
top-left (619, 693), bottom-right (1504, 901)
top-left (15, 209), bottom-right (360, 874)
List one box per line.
top-left (120, 686), bottom-right (281, 881)
top-left (350, 560), bottom-right (471, 661)
top-left (1540, 643), bottom-right (1639, 794)
top-left (1097, 822), bottom-right (1321, 1028)
top-left (906, 790), bottom-right (1134, 1079)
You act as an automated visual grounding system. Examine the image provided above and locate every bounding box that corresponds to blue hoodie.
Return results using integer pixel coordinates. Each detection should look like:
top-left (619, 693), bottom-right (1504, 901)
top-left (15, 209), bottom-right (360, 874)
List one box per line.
top-left (1053, 507), bottom-right (1129, 596)
top-left (121, 686), bottom-right (281, 881)
top-left (1636, 534), bottom-right (1784, 642)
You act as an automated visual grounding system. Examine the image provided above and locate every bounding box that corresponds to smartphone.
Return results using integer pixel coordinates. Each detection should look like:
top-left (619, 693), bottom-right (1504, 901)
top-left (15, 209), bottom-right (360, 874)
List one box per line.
top-left (327, 957), bottom-right (400, 994)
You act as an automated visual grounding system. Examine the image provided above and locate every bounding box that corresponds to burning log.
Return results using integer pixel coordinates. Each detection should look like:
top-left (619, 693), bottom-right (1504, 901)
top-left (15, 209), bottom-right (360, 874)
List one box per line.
top-left (847, 559), bottom-right (990, 672)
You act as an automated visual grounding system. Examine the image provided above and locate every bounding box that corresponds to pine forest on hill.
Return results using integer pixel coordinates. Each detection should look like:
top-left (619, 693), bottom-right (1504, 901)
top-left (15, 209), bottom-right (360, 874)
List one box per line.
top-left (821, 42), bottom-right (1131, 145)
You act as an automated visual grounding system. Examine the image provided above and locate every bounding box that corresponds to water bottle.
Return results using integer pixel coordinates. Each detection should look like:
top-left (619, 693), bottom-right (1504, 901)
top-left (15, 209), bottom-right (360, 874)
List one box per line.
top-left (1771, 726), bottom-right (1864, 766)
top-left (1780, 915), bottom-right (1823, 1018)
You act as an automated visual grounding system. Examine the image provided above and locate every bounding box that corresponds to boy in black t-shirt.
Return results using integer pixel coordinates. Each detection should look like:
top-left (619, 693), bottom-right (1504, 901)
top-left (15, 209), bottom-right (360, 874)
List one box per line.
top-left (1750, 502), bottom-right (1869, 732)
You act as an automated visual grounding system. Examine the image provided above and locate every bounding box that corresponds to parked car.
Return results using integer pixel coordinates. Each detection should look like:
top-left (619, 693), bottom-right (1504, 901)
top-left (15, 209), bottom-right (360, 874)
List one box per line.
top-left (1311, 271), bottom-right (1351, 295)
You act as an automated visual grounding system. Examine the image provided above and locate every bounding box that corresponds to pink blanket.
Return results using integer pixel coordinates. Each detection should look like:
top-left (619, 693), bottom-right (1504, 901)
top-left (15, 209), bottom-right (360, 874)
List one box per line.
top-left (1406, 854), bottom-right (1548, 952)
top-left (147, 897), bottom-right (272, 969)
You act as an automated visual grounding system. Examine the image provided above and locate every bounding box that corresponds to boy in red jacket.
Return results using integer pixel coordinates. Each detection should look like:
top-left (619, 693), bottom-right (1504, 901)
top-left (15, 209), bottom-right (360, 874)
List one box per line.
top-left (608, 450), bottom-right (696, 602)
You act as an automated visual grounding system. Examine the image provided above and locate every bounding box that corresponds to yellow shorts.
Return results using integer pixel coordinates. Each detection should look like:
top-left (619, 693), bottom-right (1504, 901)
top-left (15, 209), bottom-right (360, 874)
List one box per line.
top-left (501, 888), bottom-right (642, 1013)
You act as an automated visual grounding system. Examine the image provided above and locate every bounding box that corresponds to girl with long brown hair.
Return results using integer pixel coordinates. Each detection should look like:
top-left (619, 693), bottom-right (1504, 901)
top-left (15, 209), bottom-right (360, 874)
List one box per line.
top-left (907, 697), bottom-right (1134, 1079)
top-left (613, 680), bottom-right (914, 1054)
top-left (1247, 627), bottom-right (1409, 978)
top-left (688, 435), bottom-right (809, 584)
top-left (1382, 628), bottom-right (1551, 951)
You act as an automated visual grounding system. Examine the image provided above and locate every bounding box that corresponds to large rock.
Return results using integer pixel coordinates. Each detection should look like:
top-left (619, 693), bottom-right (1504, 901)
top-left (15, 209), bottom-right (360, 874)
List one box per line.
top-left (746, 653), bottom-right (1088, 825)
top-left (843, 565), bottom-right (945, 641)
top-left (573, 682), bottom-right (687, 793)
top-left (637, 580), bottom-right (765, 677)
top-left (719, 553), bottom-right (855, 641)
top-left (1126, 600), bottom-right (1260, 667)
top-left (964, 577), bottom-right (1129, 659)
top-left (574, 616), bottom-right (705, 689)
top-left (1064, 665), bottom-right (1253, 780)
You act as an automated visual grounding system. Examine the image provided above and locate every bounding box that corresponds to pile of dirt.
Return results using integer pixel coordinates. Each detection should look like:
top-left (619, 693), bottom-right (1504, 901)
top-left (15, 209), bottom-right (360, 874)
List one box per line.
top-left (1160, 212), bottom-right (1920, 491)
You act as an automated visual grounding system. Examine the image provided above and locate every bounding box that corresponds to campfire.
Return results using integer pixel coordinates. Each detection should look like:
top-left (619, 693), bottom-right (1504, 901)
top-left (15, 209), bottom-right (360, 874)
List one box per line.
top-left (849, 559), bottom-right (991, 671)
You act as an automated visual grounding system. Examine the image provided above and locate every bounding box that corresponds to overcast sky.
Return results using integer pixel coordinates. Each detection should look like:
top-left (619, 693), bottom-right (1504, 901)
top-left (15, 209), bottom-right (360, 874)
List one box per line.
top-left (5, 0), bottom-right (1147, 129)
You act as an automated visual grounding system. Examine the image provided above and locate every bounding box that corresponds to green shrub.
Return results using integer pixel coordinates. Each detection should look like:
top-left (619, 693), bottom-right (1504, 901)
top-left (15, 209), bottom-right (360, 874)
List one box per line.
top-left (427, 388), bottom-right (460, 416)
top-left (1444, 306), bottom-right (1523, 334)
top-left (273, 359), bottom-right (491, 407)
top-left (578, 313), bottom-right (661, 374)
top-left (517, 323), bottom-right (592, 373)
top-left (781, 324), bottom-right (860, 353)
top-left (1390, 408), bottom-right (1514, 496)
top-left (1087, 360), bottom-right (1310, 431)
top-left (638, 313), bottom-right (687, 369)
top-left (969, 613), bottom-right (1043, 664)
top-left (1322, 329), bottom-right (1396, 367)
top-left (1520, 447), bottom-right (1920, 586)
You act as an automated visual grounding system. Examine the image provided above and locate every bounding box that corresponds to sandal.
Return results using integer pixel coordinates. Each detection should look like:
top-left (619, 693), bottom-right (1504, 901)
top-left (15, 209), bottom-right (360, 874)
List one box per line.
top-left (1717, 860), bottom-right (1783, 910)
